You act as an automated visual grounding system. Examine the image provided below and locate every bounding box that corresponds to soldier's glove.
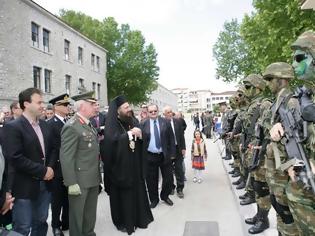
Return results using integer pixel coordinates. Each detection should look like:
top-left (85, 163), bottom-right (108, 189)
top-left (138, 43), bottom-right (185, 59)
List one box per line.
top-left (68, 184), bottom-right (81, 195)
top-left (270, 122), bottom-right (284, 142)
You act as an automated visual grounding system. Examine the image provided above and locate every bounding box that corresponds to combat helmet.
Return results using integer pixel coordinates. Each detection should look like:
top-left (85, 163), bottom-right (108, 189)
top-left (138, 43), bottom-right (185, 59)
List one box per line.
top-left (229, 94), bottom-right (237, 109)
top-left (291, 30), bottom-right (315, 58)
top-left (262, 62), bottom-right (295, 81)
top-left (242, 74), bottom-right (266, 90)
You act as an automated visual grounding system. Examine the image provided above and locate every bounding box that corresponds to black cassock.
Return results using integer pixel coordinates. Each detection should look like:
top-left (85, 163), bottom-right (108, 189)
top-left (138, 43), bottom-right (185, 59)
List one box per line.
top-left (103, 119), bottom-right (153, 235)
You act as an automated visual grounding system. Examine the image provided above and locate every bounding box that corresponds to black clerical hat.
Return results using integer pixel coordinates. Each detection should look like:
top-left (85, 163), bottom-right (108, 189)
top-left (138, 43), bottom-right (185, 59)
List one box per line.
top-left (112, 95), bottom-right (127, 107)
top-left (71, 91), bottom-right (97, 103)
top-left (49, 93), bottom-right (70, 106)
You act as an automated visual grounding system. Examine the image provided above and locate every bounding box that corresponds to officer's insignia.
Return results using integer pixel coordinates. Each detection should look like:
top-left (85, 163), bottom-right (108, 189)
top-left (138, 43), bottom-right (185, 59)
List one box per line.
top-left (129, 140), bottom-right (135, 152)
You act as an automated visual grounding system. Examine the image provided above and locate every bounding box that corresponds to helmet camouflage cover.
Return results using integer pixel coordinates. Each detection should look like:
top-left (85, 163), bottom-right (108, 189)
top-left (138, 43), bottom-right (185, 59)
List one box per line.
top-left (242, 74), bottom-right (266, 90)
top-left (291, 30), bottom-right (315, 57)
top-left (262, 62), bottom-right (295, 80)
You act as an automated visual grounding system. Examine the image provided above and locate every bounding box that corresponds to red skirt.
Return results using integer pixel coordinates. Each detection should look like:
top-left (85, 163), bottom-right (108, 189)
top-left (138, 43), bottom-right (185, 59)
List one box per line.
top-left (192, 155), bottom-right (205, 170)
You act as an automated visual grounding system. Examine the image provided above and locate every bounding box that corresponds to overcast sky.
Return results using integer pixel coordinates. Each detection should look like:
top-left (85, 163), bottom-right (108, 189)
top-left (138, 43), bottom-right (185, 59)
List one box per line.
top-left (33, 0), bottom-right (253, 92)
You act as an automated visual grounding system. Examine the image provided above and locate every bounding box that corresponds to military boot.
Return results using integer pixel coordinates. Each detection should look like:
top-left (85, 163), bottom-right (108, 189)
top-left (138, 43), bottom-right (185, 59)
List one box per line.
top-left (236, 180), bottom-right (246, 189)
top-left (232, 176), bottom-right (243, 185)
top-left (228, 169), bottom-right (235, 175)
top-left (248, 209), bottom-right (269, 234)
top-left (239, 192), bottom-right (248, 200)
top-left (240, 191), bottom-right (255, 205)
top-left (232, 168), bottom-right (240, 177)
top-left (245, 205), bottom-right (259, 225)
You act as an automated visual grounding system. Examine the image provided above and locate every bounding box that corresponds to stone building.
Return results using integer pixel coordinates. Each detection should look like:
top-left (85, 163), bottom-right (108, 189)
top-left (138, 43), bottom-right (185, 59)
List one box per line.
top-left (0, 0), bottom-right (108, 107)
top-left (148, 83), bottom-right (178, 111)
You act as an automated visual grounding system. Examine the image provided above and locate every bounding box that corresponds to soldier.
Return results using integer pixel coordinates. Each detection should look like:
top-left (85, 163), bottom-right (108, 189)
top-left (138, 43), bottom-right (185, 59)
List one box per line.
top-left (60, 91), bottom-right (101, 236)
top-left (47, 94), bottom-right (70, 236)
top-left (238, 74), bottom-right (266, 207)
top-left (231, 87), bottom-right (249, 191)
top-left (264, 62), bottom-right (299, 236)
top-left (244, 68), bottom-right (274, 234)
top-left (277, 31), bottom-right (315, 235)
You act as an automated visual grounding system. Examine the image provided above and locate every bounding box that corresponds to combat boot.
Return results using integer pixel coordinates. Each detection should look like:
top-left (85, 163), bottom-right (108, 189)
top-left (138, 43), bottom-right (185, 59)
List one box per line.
top-left (248, 209), bottom-right (269, 234)
top-left (232, 177), bottom-right (243, 185)
top-left (240, 191), bottom-right (255, 205)
top-left (236, 180), bottom-right (246, 189)
top-left (245, 205), bottom-right (259, 225)
top-left (232, 168), bottom-right (240, 177)
top-left (228, 169), bottom-right (235, 175)
top-left (239, 192), bottom-right (248, 200)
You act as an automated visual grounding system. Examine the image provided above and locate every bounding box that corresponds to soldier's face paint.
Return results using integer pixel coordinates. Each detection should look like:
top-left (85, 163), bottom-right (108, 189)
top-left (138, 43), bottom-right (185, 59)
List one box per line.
top-left (292, 49), bottom-right (315, 80)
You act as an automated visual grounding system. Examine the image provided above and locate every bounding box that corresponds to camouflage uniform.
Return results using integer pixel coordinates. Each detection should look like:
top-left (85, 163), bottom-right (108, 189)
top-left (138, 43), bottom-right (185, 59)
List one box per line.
top-left (285, 31), bottom-right (315, 236)
top-left (231, 87), bottom-right (249, 185)
top-left (239, 74), bottom-right (266, 205)
top-left (264, 62), bottom-right (299, 236)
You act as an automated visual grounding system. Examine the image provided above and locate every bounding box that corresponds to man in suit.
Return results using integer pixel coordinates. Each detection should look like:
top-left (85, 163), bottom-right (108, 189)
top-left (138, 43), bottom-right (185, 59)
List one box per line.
top-left (47, 94), bottom-right (71, 236)
top-left (60, 91), bottom-right (101, 236)
top-left (3, 87), bottom-right (55, 236)
top-left (163, 106), bottom-right (186, 198)
top-left (89, 102), bottom-right (106, 193)
top-left (141, 104), bottom-right (176, 208)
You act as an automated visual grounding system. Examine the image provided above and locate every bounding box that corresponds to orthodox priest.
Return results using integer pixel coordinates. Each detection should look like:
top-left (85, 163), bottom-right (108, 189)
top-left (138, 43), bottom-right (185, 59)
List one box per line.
top-left (102, 95), bottom-right (153, 235)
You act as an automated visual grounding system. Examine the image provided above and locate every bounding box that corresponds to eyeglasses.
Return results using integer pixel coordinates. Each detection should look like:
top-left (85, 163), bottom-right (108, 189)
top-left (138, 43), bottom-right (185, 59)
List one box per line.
top-left (294, 54), bottom-right (307, 63)
top-left (149, 110), bottom-right (158, 114)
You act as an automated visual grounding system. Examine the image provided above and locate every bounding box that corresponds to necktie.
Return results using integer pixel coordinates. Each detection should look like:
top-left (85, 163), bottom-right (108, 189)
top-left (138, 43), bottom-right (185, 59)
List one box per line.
top-left (154, 120), bottom-right (161, 149)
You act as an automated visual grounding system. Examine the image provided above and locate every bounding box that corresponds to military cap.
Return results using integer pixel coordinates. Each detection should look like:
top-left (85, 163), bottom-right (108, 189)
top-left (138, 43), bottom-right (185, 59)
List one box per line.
top-left (49, 93), bottom-right (70, 106)
top-left (218, 101), bottom-right (227, 106)
top-left (291, 30), bottom-right (315, 57)
top-left (263, 62), bottom-right (294, 81)
top-left (71, 91), bottom-right (97, 103)
top-left (243, 74), bottom-right (266, 90)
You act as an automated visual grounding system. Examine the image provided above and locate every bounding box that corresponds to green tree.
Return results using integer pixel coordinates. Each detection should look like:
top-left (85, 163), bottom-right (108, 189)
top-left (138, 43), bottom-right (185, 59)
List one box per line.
top-left (213, 19), bottom-right (257, 83)
top-left (59, 10), bottom-right (159, 104)
top-left (240, 0), bottom-right (315, 72)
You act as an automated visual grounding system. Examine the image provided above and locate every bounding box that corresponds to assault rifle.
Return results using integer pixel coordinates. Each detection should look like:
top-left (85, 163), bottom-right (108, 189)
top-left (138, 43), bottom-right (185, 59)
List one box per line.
top-left (249, 123), bottom-right (269, 171)
top-left (277, 103), bottom-right (315, 194)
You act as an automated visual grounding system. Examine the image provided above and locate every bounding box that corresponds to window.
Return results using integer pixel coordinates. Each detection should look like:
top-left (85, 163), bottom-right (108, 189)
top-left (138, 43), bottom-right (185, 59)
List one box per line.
top-left (43, 29), bottom-right (50, 52)
top-left (64, 39), bottom-right (70, 60)
top-left (31, 22), bottom-right (39, 47)
top-left (65, 75), bottom-right (71, 94)
top-left (97, 83), bottom-right (101, 100)
top-left (225, 97), bottom-right (229, 100)
top-left (92, 82), bottom-right (96, 93)
top-left (79, 78), bottom-right (84, 88)
top-left (33, 66), bottom-right (41, 89)
top-left (96, 56), bottom-right (100, 72)
top-left (91, 54), bottom-right (95, 70)
top-left (215, 97), bottom-right (219, 100)
top-left (78, 47), bottom-right (83, 65)
top-left (220, 97), bottom-right (224, 100)
top-left (212, 97), bottom-right (215, 100)
top-left (44, 69), bottom-right (51, 93)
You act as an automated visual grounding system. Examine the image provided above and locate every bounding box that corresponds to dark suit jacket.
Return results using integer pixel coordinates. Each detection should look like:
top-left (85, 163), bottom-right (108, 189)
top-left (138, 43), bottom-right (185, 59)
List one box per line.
top-left (141, 117), bottom-right (176, 164)
top-left (90, 112), bottom-right (106, 159)
top-left (46, 115), bottom-right (65, 179)
top-left (172, 118), bottom-right (186, 152)
top-left (2, 115), bottom-right (54, 199)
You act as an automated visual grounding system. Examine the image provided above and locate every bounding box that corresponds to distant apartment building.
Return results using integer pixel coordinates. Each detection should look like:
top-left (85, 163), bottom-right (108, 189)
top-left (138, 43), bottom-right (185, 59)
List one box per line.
top-left (0, 0), bottom-right (108, 107)
top-left (171, 88), bottom-right (235, 112)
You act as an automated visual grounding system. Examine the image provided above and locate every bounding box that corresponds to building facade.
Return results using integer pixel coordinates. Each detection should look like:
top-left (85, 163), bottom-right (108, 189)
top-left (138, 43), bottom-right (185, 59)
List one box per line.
top-left (0, 0), bottom-right (108, 107)
top-left (171, 88), bottom-right (235, 112)
top-left (148, 83), bottom-right (178, 111)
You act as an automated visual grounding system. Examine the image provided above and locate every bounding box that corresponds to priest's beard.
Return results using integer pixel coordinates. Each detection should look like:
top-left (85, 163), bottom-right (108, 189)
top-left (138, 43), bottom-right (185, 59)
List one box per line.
top-left (118, 111), bottom-right (134, 129)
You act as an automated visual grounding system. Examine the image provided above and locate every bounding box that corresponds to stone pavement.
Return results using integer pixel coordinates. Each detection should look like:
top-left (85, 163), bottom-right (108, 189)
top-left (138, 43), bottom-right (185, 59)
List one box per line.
top-left (46, 120), bottom-right (266, 236)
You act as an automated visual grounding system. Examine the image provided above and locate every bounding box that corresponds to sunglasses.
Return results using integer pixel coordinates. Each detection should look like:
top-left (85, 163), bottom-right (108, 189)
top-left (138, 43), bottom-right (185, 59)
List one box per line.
top-left (149, 110), bottom-right (158, 114)
top-left (244, 84), bottom-right (253, 90)
top-left (294, 54), bottom-right (307, 63)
